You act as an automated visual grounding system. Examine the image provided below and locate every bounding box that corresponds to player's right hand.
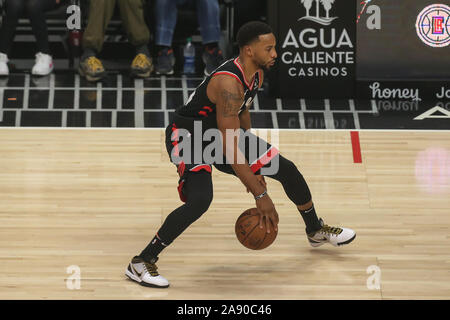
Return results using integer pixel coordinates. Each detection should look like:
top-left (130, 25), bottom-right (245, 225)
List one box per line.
top-left (255, 195), bottom-right (279, 234)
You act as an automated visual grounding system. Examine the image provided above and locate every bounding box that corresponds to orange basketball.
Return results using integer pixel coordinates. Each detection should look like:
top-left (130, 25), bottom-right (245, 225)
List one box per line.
top-left (235, 208), bottom-right (278, 250)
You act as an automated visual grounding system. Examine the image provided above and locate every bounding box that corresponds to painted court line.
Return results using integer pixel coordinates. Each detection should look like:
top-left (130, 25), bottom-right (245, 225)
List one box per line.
top-left (350, 131), bottom-right (362, 164)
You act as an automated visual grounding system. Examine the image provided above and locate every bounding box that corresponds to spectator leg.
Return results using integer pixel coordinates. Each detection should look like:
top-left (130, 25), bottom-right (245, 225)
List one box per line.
top-left (117, 0), bottom-right (150, 56)
top-left (81, 0), bottom-right (117, 55)
top-left (155, 0), bottom-right (182, 47)
top-left (25, 0), bottom-right (58, 55)
top-left (194, 0), bottom-right (221, 45)
top-left (0, 0), bottom-right (26, 55)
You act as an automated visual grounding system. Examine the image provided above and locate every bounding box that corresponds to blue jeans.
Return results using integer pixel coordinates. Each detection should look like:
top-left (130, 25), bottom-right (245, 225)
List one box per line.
top-left (155, 0), bottom-right (221, 46)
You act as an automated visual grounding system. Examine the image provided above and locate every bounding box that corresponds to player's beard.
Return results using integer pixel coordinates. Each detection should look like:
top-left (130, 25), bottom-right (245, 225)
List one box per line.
top-left (253, 55), bottom-right (275, 71)
top-left (260, 60), bottom-right (275, 71)
top-left (256, 60), bottom-right (267, 71)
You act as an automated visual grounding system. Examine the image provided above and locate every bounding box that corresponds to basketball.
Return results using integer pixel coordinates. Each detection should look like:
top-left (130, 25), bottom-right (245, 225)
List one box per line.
top-left (235, 208), bottom-right (278, 250)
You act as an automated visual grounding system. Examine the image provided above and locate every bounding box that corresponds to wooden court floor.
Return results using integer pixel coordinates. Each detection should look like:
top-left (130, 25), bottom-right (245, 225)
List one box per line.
top-left (0, 128), bottom-right (448, 300)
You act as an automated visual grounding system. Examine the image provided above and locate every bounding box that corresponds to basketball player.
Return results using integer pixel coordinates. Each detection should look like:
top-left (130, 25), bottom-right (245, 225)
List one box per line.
top-left (125, 21), bottom-right (356, 288)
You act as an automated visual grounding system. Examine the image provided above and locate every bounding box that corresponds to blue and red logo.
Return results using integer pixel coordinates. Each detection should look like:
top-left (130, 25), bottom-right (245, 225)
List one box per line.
top-left (416, 4), bottom-right (449, 47)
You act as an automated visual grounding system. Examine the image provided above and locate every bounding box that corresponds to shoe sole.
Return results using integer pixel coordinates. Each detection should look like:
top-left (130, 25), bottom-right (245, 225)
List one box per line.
top-left (125, 269), bottom-right (170, 288)
top-left (131, 65), bottom-right (154, 79)
top-left (131, 70), bottom-right (152, 78)
top-left (155, 55), bottom-right (176, 76)
top-left (31, 70), bottom-right (53, 76)
top-left (156, 70), bottom-right (174, 75)
top-left (78, 66), bottom-right (104, 82)
top-left (338, 234), bottom-right (356, 246)
top-left (309, 241), bottom-right (325, 248)
top-left (309, 233), bottom-right (356, 247)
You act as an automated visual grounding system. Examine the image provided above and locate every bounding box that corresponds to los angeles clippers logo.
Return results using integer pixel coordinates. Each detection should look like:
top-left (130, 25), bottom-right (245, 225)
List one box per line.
top-left (416, 4), bottom-right (450, 48)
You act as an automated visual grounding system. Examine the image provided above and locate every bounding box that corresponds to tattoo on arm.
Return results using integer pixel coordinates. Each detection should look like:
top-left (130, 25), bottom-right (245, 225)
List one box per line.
top-left (220, 89), bottom-right (243, 118)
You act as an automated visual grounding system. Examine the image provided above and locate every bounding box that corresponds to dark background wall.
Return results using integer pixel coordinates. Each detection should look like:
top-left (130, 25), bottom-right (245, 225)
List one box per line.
top-left (356, 0), bottom-right (449, 80)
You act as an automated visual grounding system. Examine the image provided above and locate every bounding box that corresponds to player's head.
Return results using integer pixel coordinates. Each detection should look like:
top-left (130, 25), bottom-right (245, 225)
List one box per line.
top-left (237, 21), bottom-right (277, 70)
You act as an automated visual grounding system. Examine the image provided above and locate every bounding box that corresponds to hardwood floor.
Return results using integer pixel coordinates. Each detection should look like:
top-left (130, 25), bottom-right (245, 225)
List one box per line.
top-left (0, 129), bottom-right (448, 299)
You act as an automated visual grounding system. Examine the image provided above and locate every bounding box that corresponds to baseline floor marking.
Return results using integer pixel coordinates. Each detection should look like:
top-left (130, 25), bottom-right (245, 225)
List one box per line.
top-left (161, 76), bottom-right (168, 128)
top-left (271, 111), bottom-right (279, 129)
top-left (299, 99), bottom-right (306, 129)
top-left (349, 99), bottom-right (361, 129)
top-left (134, 79), bottom-right (144, 128)
top-left (74, 74), bottom-right (80, 110)
top-left (181, 75), bottom-right (189, 104)
top-left (253, 94), bottom-right (260, 111)
top-left (0, 127), bottom-right (446, 132)
top-left (117, 74), bottom-right (123, 111)
top-left (324, 99), bottom-right (335, 129)
top-left (48, 74), bottom-right (55, 110)
top-left (96, 82), bottom-right (102, 110)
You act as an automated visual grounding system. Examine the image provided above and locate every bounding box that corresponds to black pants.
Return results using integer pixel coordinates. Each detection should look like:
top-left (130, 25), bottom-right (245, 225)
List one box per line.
top-left (158, 123), bottom-right (312, 244)
top-left (0, 0), bottom-right (59, 55)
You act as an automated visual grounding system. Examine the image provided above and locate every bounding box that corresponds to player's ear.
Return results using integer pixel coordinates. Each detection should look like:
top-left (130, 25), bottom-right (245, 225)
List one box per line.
top-left (244, 45), bottom-right (253, 58)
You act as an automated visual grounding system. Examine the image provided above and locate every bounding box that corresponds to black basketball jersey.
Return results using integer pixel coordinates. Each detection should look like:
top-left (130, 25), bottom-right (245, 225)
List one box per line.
top-left (174, 57), bottom-right (261, 131)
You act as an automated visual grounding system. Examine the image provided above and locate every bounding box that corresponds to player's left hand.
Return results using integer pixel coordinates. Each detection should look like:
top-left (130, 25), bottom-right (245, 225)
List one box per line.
top-left (247, 175), bottom-right (266, 193)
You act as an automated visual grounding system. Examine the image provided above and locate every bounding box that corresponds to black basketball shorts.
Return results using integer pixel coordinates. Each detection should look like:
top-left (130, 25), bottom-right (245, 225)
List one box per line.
top-left (165, 121), bottom-right (280, 202)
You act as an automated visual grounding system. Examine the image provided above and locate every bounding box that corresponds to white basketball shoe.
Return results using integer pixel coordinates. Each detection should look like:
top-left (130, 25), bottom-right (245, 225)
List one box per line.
top-left (31, 52), bottom-right (54, 76)
top-left (125, 256), bottom-right (169, 288)
top-left (0, 53), bottom-right (9, 76)
top-left (307, 218), bottom-right (356, 247)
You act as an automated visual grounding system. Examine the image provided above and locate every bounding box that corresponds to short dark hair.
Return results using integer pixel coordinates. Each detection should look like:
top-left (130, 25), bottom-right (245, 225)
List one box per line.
top-left (236, 21), bottom-right (273, 48)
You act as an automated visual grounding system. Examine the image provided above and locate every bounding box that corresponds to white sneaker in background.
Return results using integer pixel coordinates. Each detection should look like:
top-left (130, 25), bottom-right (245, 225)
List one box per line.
top-left (31, 52), bottom-right (53, 76)
top-left (0, 53), bottom-right (9, 76)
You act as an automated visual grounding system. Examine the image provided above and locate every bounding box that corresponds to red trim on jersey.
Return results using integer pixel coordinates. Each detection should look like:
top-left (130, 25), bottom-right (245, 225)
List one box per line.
top-left (190, 164), bottom-right (212, 173)
top-left (202, 106), bottom-right (213, 112)
top-left (176, 161), bottom-right (187, 202)
top-left (171, 123), bottom-right (179, 157)
top-left (233, 57), bottom-right (253, 88)
top-left (249, 74), bottom-right (256, 90)
top-left (177, 161), bottom-right (186, 177)
top-left (198, 110), bottom-right (208, 117)
top-left (250, 146), bottom-right (280, 173)
top-left (213, 71), bottom-right (243, 87)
